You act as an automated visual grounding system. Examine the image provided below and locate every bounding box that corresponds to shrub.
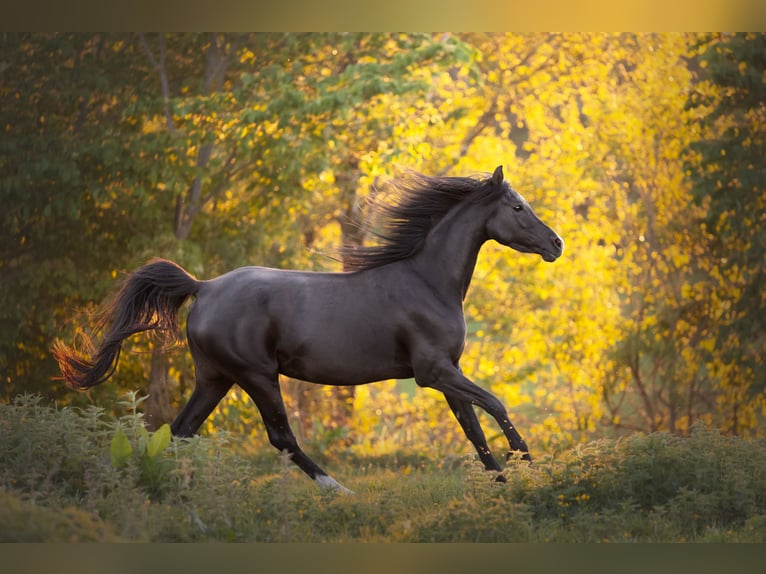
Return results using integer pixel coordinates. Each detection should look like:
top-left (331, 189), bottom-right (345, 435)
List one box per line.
top-left (1, 394), bottom-right (764, 542)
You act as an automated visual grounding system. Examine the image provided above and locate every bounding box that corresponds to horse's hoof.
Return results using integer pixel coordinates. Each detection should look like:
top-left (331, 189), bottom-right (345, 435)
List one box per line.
top-left (505, 450), bottom-right (533, 464)
top-left (522, 453), bottom-right (533, 465)
top-left (315, 474), bottom-right (355, 495)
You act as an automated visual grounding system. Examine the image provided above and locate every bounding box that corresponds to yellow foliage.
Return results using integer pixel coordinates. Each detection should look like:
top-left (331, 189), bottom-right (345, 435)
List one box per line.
top-left (189, 34), bottom-right (762, 460)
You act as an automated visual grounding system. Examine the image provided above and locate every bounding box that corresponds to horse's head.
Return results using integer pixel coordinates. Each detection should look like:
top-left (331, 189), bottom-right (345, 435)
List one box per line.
top-left (485, 166), bottom-right (564, 262)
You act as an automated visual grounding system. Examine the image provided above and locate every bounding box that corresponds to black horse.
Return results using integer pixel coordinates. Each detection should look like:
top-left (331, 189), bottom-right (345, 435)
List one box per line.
top-left (54, 166), bottom-right (563, 493)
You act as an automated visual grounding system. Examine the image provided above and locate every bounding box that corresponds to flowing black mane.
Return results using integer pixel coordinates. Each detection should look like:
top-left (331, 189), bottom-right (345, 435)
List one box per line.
top-left (342, 171), bottom-right (501, 271)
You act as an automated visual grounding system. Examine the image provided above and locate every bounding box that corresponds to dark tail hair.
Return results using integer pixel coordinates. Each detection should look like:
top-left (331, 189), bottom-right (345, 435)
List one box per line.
top-left (53, 258), bottom-right (200, 390)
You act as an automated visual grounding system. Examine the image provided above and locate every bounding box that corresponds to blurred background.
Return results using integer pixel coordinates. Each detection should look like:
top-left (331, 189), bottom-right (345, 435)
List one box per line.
top-left (2, 32), bottom-right (764, 457)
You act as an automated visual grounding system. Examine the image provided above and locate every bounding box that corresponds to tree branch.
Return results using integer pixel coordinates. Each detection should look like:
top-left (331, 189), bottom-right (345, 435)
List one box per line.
top-left (138, 32), bottom-right (176, 134)
top-left (173, 34), bottom-right (239, 240)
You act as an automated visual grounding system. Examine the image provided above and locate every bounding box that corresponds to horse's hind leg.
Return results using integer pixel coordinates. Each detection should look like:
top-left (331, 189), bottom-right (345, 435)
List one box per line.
top-left (238, 373), bottom-right (354, 495)
top-left (171, 363), bottom-right (233, 438)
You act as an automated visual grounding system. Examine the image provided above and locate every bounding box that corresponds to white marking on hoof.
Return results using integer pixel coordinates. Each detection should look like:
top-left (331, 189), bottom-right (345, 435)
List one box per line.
top-left (315, 474), bottom-right (355, 495)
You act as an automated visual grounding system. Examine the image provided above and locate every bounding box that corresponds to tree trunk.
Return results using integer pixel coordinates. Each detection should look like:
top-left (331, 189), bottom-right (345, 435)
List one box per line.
top-left (138, 33), bottom-right (236, 428)
top-left (144, 343), bottom-right (174, 430)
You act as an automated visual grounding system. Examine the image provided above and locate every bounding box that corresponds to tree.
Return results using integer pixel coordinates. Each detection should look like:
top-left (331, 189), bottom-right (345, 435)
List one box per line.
top-left (584, 33), bottom-right (710, 435)
top-left (393, 33), bottom-right (757, 444)
top-left (415, 33), bottom-right (646, 447)
top-left (6, 33), bottom-right (763, 449)
top-left (683, 32), bottom-right (766, 432)
top-left (1, 33), bottom-right (478, 428)
top-left (0, 33), bottom-right (156, 402)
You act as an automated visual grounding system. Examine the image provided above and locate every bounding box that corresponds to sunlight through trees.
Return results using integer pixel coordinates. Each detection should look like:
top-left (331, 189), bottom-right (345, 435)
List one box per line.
top-left (2, 33), bottom-right (764, 451)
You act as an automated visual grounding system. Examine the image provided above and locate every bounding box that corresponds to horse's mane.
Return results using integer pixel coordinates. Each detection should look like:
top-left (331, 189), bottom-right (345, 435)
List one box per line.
top-left (341, 171), bottom-right (501, 271)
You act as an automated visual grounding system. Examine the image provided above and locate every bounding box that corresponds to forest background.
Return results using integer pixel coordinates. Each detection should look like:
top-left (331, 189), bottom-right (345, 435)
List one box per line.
top-left (2, 32), bottom-right (764, 461)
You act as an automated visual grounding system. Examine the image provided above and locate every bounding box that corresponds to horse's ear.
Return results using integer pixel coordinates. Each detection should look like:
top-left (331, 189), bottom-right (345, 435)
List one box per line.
top-left (491, 165), bottom-right (504, 186)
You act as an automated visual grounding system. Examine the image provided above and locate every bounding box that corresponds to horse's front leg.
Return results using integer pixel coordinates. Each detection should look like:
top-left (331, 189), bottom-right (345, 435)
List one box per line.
top-left (444, 394), bottom-right (507, 482)
top-left (415, 360), bottom-right (532, 466)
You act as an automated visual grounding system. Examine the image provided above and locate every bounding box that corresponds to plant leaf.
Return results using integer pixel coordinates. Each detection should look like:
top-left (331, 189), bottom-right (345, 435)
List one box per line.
top-left (147, 423), bottom-right (171, 459)
top-left (110, 429), bottom-right (133, 468)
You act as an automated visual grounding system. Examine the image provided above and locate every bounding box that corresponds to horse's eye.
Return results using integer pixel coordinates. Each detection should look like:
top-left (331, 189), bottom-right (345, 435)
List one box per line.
top-left (513, 205), bottom-right (523, 212)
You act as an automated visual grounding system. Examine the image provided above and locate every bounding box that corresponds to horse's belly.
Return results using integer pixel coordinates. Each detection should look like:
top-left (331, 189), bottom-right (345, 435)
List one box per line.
top-left (282, 364), bottom-right (413, 386)
top-left (277, 338), bottom-right (412, 386)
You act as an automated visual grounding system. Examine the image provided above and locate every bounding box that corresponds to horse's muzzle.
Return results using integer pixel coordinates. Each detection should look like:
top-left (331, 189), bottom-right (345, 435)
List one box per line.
top-left (542, 234), bottom-right (564, 262)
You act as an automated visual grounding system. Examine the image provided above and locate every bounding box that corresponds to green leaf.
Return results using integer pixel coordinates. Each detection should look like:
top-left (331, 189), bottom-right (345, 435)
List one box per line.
top-left (137, 425), bottom-right (149, 455)
top-left (110, 429), bottom-right (133, 468)
top-left (147, 424), bottom-right (171, 459)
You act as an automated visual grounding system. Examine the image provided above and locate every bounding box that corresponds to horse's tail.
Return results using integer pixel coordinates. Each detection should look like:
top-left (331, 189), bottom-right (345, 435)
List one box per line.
top-left (53, 258), bottom-right (201, 390)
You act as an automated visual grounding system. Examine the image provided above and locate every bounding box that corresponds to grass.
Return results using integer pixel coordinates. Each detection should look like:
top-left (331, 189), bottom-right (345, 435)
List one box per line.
top-left (1, 393), bottom-right (766, 542)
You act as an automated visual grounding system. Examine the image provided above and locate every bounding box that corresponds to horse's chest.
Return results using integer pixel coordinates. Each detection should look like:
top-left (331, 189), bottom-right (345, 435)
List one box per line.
top-left (447, 319), bottom-right (468, 361)
top-left (407, 305), bottom-right (467, 356)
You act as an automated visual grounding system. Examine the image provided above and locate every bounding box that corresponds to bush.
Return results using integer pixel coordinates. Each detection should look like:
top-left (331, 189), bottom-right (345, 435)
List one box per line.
top-left (1, 394), bottom-right (765, 542)
top-left (0, 393), bottom-right (270, 541)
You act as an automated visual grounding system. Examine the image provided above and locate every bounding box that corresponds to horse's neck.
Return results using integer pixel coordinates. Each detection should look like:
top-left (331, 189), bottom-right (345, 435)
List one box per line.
top-left (413, 200), bottom-right (490, 301)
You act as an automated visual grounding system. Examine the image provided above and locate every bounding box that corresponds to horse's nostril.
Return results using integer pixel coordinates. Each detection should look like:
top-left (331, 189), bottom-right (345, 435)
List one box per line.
top-left (553, 237), bottom-right (563, 249)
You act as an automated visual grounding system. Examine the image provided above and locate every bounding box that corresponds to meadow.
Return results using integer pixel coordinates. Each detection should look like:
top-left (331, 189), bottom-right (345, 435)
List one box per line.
top-left (2, 393), bottom-right (765, 543)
